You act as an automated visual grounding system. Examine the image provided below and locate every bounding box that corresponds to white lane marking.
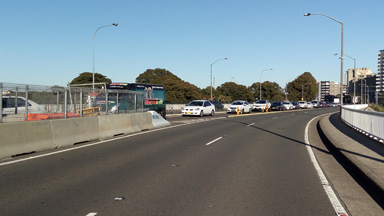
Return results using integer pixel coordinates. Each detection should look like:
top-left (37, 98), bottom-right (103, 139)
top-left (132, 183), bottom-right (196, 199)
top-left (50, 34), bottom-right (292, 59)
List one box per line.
top-left (205, 137), bottom-right (223, 146)
top-left (86, 213), bottom-right (97, 216)
top-left (305, 114), bottom-right (348, 216)
top-left (247, 123), bottom-right (255, 126)
top-left (0, 117), bottom-right (227, 167)
top-left (272, 117), bottom-right (277, 119)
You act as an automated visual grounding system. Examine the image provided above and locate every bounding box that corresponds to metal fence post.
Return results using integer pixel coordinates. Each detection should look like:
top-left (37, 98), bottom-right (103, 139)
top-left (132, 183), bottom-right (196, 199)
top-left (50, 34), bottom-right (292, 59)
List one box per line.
top-left (134, 94), bottom-right (137, 113)
top-left (24, 85), bottom-right (29, 121)
top-left (64, 89), bottom-right (67, 119)
top-left (116, 92), bottom-right (119, 114)
top-left (106, 90), bottom-right (109, 115)
top-left (15, 87), bottom-right (18, 114)
top-left (80, 89), bottom-right (83, 117)
top-left (0, 83), bottom-right (3, 123)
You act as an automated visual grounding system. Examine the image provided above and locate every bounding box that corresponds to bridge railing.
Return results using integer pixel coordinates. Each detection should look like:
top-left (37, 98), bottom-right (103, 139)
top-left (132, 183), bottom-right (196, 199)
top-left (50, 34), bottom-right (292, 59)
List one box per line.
top-left (0, 82), bottom-right (146, 123)
top-left (341, 105), bottom-right (384, 142)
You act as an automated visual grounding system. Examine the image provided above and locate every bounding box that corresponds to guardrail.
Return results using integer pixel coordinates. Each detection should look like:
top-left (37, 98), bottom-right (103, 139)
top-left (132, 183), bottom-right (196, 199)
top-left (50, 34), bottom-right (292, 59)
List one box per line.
top-left (1, 82), bottom-right (146, 123)
top-left (341, 105), bottom-right (384, 142)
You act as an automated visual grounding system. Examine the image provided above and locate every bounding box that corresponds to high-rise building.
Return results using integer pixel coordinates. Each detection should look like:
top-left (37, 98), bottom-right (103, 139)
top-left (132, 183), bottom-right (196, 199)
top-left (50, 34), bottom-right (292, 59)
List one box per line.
top-left (347, 67), bottom-right (373, 85)
top-left (317, 81), bottom-right (347, 102)
top-left (376, 50), bottom-right (384, 103)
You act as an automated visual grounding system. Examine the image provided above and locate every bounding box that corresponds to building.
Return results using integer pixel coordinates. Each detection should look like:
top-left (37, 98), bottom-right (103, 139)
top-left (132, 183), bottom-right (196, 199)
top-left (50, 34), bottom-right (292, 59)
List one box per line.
top-left (317, 81), bottom-right (347, 102)
top-left (376, 50), bottom-right (384, 104)
top-left (347, 67), bottom-right (373, 86)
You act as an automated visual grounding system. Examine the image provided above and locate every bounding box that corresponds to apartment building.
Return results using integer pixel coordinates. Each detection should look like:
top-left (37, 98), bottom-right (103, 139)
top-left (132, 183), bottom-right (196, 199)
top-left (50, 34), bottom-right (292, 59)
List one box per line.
top-left (376, 50), bottom-right (384, 103)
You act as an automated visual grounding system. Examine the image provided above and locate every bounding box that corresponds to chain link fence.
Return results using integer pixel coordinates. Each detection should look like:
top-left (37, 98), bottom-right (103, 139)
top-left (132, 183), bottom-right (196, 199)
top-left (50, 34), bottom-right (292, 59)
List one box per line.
top-left (0, 82), bottom-right (146, 123)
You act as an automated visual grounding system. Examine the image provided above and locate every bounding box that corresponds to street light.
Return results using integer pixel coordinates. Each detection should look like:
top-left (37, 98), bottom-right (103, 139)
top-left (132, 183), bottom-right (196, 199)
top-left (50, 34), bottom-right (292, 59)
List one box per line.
top-left (302, 83), bottom-right (310, 101)
top-left (304, 13), bottom-right (344, 106)
top-left (92, 23), bottom-right (118, 96)
top-left (210, 58), bottom-right (228, 99)
top-left (260, 69), bottom-right (273, 100)
top-left (344, 54), bottom-right (357, 104)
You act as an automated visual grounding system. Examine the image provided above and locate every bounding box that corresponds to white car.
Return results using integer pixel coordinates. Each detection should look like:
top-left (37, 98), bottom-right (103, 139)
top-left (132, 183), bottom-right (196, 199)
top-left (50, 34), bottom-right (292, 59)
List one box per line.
top-left (298, 101), bottom-right (307, 109)
top-left (2, 96), bottom-right (47, 115)
top-left (181, 100), bottom-right (215, 116)
top-left (252, 100), bottom-right (271, 112)
top-left (227, 100), bottom-right (251, 113)
top-left (307, 102), bottom-right (313, 109)
top-left (282, 101), bottom-right (293, 110)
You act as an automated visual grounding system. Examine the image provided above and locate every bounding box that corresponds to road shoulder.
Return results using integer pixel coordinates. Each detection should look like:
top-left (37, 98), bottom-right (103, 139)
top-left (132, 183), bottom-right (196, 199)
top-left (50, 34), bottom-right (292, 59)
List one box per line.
top-left (308, 114), bottom-right (384, 216)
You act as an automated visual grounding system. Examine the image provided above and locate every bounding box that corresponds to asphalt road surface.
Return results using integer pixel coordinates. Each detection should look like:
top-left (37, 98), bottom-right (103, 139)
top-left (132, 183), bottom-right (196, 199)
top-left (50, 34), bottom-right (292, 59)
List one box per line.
top-left (0, 108), bottom-right (340, 215)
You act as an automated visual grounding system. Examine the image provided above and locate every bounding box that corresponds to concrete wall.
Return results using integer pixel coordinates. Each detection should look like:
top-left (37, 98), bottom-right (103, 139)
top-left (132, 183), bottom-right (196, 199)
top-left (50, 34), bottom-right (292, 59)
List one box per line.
top-left (0, 112), bottom-right (156, 159)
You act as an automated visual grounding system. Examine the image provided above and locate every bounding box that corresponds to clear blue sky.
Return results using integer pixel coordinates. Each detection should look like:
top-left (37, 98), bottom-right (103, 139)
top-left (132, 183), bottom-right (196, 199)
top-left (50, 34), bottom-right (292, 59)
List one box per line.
top-left (1, 0), bottom-right (383, 89)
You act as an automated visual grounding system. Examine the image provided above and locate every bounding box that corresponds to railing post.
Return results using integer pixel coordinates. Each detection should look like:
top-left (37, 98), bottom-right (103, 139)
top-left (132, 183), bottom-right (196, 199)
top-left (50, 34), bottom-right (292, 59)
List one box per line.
top-left (134, 93), bottom-right (137, 113)
top-left (116, 92), bottom-right (119, 114)
top-left (80, 89), bottom-right (83, 117)
top-left (24, 85), bottom-right (29, 121)
top-left (64, 89), bottom-right (67, 119)
top-left (15, 87), bottom-right (18, 114)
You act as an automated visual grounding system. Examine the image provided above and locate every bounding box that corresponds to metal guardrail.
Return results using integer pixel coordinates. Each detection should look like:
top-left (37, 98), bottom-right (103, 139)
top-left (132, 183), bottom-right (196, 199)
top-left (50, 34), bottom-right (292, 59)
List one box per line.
top-left (341, 105), bottom-right (384, 142)
top-left (1, 82), bottom-right (146, 123)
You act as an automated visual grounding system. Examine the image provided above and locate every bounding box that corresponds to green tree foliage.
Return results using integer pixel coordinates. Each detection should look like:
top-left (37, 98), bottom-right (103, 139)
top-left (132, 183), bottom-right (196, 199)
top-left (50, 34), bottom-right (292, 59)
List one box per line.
top-left (136, 68), bottom-right (203, 103)
top-left (216, 82), bottom-right (253, 103)
top-left (70, 72), bottom-right (112, 86)
top-left (286, 72), bottom-right (318, 101)
top-left (248, 81), bottom-right (284, 101)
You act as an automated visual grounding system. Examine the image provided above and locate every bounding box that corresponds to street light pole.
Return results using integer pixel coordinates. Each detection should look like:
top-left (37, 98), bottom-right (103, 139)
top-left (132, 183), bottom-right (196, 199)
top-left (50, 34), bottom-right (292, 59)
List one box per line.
top-left (92, 23), bottom-right (118, 96)
top-left (344, 54), bottom-right (356, 104)
top-left (210, 58), bottom-right (228, 99)
top-left (304, 13), bottom-right (344, 106)
top-left (302, 83), bottom-right (309, 101)
top-left (259, 69), bottom-right (273, 100)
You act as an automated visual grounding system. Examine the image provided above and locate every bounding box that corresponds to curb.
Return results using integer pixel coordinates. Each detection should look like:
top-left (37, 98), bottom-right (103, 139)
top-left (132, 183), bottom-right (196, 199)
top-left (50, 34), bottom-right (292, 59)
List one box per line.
top-left (318, 113), bottom-right (384, 203)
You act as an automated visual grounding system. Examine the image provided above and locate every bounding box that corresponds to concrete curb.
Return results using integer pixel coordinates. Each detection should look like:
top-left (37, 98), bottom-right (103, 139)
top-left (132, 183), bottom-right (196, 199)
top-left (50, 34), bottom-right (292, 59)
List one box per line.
top-left (319, 113), bottom-right (384, 196)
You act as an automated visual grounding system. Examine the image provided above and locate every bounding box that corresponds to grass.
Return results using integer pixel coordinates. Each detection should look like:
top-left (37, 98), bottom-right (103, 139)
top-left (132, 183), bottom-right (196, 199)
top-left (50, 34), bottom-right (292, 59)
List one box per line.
top-left (369, 103), bottom-right (384, 112)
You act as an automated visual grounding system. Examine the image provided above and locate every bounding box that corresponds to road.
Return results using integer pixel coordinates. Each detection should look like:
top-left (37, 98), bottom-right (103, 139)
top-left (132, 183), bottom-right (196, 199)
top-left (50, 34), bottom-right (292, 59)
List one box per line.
top-left (0, 108), bottom-right (340, 215)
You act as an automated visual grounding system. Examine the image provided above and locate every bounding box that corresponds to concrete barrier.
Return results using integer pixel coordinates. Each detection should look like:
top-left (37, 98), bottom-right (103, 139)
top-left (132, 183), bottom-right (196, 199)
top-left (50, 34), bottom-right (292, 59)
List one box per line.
top-left (130, 112), bottom-right (154, 132)
top-left (51, 117), bottom-right (100, 148)
top-left (0, 112), bottom-right (163, 160)
top-left (0, 121), bottom-right (54, 158)
top-left (149, 111), bottom-right (170, 128)
top-left (98, 114), bottom-right (133, 140)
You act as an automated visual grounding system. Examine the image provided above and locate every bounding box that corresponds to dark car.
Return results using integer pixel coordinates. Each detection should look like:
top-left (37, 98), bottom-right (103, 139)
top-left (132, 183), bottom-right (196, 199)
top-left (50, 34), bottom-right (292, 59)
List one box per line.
top-left (291, 101), bottom-right (299, 109)
top-left (270, 101), bottom-right (285, 111)
top-left (209, 100), bottom-right (224, 111)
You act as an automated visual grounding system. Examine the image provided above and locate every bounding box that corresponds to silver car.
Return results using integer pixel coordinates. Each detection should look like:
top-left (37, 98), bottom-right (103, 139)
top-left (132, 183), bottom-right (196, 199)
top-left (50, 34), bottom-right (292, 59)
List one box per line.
top-left (2, 96), bottom-right (47, 115)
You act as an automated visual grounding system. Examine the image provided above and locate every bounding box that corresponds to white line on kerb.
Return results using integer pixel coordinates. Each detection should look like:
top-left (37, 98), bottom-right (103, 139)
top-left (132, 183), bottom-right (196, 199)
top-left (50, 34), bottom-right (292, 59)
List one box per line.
top-left (247, 123), bottom-right (255, 126)
top-left (205, 137), bottom-right (223, 146)
top-left (305, 114), bottom-right (348, 216)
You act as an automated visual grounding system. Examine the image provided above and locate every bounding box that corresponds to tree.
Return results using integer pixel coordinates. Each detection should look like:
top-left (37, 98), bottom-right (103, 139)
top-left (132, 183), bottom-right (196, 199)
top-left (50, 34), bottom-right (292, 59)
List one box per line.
top-left (286, 72), bottom-right (318, 101)
top-left (136, 68), bottom-right (203, 103)
top-left (248, 81), bottom-right (284, 101)
top-left (70, 72), bottom-right (112, 86)
top-left (216, 82), bottom-right (253, 103)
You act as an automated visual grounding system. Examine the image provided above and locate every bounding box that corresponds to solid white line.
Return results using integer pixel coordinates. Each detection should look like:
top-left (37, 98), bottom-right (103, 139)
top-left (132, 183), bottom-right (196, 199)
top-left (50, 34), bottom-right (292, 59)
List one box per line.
top-left (86, 213), bottom-right (97, 216)
top-left (305, 114), bottom-right (348, 216)
top-left (205, 137), bottom-right (223, 146)
top-left (247, 123), bottom-right (255, 126)
top-left (0, 117), bottom-right (227, 167)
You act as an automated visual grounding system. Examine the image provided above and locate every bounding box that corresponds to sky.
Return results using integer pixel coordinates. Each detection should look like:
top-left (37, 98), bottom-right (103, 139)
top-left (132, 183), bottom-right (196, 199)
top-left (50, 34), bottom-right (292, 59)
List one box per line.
top-left (1, 0), bottom-right (383, 90)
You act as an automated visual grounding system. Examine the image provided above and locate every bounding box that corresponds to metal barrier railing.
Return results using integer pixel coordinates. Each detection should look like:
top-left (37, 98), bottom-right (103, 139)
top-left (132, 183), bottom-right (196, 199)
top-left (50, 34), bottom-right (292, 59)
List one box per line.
top-left (341, 105), bottom-right (384, 142)
top-left (0, 82), bottom-right (146, 123)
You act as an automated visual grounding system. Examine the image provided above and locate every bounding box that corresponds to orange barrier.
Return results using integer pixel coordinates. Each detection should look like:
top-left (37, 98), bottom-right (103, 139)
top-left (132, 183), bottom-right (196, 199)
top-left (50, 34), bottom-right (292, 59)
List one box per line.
top-left (27, 113), bottom-right (80, 121)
